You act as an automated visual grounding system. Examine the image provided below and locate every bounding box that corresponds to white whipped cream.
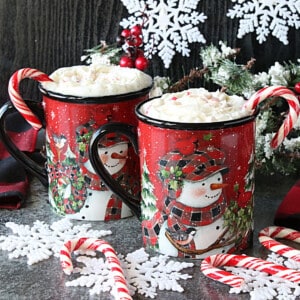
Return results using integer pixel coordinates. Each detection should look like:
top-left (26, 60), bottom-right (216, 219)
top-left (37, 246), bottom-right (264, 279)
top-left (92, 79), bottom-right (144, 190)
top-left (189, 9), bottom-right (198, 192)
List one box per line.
top-left (141, 88), bottom-right (253, 123)
top-left (41, 64), bottom-right (152, 97)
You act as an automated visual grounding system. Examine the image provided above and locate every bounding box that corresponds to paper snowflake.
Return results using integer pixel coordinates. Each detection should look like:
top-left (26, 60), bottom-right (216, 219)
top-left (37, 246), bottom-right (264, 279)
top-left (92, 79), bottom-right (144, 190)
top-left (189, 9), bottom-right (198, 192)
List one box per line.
top-left (120, 0), bottom-right (207, 68)
top-left (225, 253), bottom-right (300, 300)
top-left (227, 0), bottom-right (300, 45)
top-left (0, 219), bottom-right (112, 265)
top-left (65, 248), bottom-right (194, 298)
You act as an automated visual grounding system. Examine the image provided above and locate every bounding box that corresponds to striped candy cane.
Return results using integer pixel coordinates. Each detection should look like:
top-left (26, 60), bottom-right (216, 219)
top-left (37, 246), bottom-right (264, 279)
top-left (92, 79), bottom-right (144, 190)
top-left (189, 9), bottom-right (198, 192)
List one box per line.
top-left (201, 253), bottom-right (300, 288)
top-left (8, 68), bottom-right (52, 130)
top-left (60, 237), bottom-right (132, 300)
top-left (259, 226), bottom-right (300, 262)
top-left (244, 86), bottom-right (300, 148)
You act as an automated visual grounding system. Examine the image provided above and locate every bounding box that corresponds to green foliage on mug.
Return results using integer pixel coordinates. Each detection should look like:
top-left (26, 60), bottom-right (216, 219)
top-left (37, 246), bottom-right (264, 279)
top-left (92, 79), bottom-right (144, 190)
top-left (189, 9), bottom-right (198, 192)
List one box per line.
top-left (160, 166), bottom-right (183, 191)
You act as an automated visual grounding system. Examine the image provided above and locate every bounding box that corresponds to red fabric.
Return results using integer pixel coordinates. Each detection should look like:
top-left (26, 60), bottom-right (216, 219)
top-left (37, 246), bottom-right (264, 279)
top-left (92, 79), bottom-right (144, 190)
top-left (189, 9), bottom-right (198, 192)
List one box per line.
top-left (0, 125), bottom-right (38, 209)
top-left (0, 129), bottom-right (38, 158)
top-left (275, 180), bottom-right (300, 217)
top-left (0, 179), bottom-right (28, 209)
top-left (274, 180), bottom-right (300, 230)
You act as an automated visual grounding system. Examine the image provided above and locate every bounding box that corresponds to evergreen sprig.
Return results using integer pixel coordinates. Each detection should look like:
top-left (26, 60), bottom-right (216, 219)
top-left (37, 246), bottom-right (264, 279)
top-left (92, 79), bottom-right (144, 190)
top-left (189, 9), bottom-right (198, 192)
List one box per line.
top-left (206, 58), bottom-right (255, 95)
top-left (81, 41), bottom-right (122, 65)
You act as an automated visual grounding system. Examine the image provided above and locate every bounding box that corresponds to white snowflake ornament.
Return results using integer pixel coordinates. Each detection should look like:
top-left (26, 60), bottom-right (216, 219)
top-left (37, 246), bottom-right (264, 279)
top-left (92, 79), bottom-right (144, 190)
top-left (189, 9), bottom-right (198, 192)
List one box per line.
top-left (227, 0), bottom-right (300, 45)
top-left (0, 219), bottom-right (112, 265)
top-left (120, 0), bottom-right (207, 68)
top-left (65, 248), bottom-right (194, 299)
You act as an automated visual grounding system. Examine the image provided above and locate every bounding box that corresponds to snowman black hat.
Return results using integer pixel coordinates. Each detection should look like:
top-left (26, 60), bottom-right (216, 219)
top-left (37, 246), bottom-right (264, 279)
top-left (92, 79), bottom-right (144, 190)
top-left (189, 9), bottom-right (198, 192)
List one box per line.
top-left (159, 147), bottom-right (229, 188)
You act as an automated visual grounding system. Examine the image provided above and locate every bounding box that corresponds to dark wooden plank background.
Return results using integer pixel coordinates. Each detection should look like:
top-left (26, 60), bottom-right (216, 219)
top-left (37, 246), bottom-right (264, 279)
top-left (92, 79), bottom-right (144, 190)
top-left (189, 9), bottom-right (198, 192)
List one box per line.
top-left (0, 0), bottom-right (299, 104)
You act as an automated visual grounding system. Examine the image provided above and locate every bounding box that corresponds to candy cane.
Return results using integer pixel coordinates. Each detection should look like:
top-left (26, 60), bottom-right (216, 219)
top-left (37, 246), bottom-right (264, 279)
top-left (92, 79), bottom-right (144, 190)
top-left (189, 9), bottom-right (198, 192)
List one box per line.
top-left (201, 253), bottom-right (300, 288)
top-left (244, 86), bottom-right (300, 148)
top-left (202, 227), bottom-right (300, 288)
top-left (60, 237), bottom-right (132, 300)
top-left (8, 68), bottom-right (52, 130)
top-left (259, 226), bottom-right (300, 262)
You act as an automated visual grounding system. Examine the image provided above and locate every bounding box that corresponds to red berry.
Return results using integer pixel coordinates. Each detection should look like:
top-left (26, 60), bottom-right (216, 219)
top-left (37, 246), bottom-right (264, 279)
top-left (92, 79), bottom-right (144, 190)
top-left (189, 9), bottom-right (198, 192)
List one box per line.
top-left (130, 25), bottom-right (142, 37)
top-left (135, 56), bottom-right (149, 71)
top-left (121, 29), bottom-right (131, 38)
top-left (127, 36), bottom-right (143, 47)
top-left (133, 36), bottom-right (143, 47)
top-left (119, 56), bottom-right (134, 68)
top-left (294, 82), bottom-right (300, 94)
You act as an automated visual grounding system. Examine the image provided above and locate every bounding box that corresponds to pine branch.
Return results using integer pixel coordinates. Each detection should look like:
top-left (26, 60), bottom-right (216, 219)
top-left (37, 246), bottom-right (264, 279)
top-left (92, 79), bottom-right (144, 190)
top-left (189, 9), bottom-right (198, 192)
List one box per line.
top-left (166, 47), bottom-right (254, 95)
top-left (167, 67), bottom-right (209, 93)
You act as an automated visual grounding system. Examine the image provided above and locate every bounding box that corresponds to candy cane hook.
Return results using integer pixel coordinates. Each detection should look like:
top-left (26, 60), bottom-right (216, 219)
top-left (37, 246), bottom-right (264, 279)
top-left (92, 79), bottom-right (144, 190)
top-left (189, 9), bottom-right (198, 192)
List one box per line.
top-left (60, 237), bottom-right (132, 300)
top-left (244, 86), bottom-right (300, 148)
top-left (8, 68), bottom-right (52, 130)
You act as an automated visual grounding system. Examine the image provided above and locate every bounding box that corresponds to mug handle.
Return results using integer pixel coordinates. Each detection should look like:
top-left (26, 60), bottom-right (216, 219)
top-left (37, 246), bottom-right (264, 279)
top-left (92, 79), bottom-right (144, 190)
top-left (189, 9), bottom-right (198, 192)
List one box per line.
top-left (0, 102), bottom-right (48, 186)
top-left (8, 68), bottom-right (52, 130)
top-left (0, 68), bottom-right (52, 186)
top-left (89, 122), bottom-right (141, 219)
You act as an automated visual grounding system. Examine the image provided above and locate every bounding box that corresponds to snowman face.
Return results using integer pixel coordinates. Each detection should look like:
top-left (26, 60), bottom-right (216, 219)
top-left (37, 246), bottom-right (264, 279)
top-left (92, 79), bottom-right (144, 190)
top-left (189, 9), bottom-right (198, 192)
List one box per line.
top-left (98, 142), bottom-right (128, 175)
top-left (177, 171), bottom-right (224, 208)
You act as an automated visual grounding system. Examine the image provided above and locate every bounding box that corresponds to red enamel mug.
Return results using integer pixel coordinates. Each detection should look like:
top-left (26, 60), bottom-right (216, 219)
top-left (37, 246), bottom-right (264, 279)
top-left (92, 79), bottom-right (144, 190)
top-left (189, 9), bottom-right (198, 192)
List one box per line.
top-left (0, 66), bottom-right (152, 221)
top-left (89, 87), bottom-right (299, 258)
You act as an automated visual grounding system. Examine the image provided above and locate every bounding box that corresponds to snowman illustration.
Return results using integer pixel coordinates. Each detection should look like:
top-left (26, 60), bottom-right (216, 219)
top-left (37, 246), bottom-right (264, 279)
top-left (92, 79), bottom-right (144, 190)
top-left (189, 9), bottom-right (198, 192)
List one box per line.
top-left (70, 123), bottom-right (133, 221)
top-left (156, 147), bottom-right (235, 258)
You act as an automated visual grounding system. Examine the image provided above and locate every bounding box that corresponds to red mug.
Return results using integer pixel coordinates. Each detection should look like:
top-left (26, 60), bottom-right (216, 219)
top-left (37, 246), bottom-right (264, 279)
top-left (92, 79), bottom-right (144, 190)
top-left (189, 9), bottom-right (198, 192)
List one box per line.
top-left (0, 66), bottom-right (152, 221)
top-left (89, 87), bottom-right (299, 258)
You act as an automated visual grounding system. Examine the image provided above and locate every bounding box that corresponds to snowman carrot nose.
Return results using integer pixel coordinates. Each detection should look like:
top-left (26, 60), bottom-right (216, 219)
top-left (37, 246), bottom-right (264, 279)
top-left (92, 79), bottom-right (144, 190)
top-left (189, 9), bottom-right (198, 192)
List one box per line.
top-left (210, 183), bottom-right (228, 190)
top-left (111, 152), bottom-right (128, 159)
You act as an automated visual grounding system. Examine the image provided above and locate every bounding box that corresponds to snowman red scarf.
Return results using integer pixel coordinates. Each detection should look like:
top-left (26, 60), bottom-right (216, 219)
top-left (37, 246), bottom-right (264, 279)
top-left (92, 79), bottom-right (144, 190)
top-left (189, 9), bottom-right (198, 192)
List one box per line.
top-left (165, 193), bottom-right (227, 230)
top-left (142, 193), bottom-right (227, 256)
top-left (78, 164), bottom-right (138, 221)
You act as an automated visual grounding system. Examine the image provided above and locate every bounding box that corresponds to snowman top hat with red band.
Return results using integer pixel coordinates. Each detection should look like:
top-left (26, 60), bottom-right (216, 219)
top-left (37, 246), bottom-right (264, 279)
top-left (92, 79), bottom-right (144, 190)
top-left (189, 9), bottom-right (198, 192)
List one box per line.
top-left (159, 147), bottom-right (229, 190)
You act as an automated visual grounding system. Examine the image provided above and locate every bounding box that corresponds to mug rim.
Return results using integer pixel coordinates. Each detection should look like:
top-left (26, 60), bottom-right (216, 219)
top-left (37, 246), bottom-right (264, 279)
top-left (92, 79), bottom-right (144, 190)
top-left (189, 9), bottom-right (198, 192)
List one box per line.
top-left (39, 83), bottom-right (153, 104)
top-left (136, 97), bottom-right (258, 130)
